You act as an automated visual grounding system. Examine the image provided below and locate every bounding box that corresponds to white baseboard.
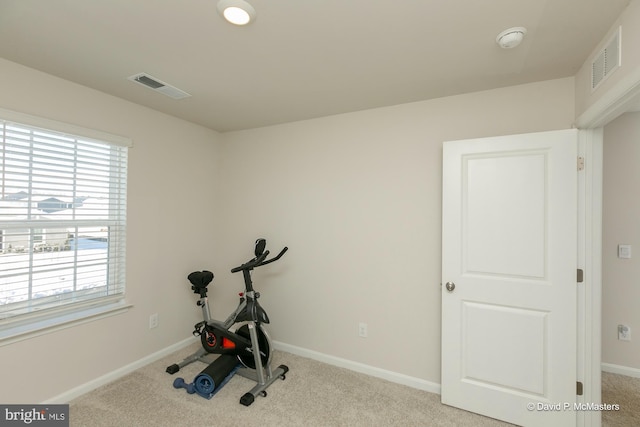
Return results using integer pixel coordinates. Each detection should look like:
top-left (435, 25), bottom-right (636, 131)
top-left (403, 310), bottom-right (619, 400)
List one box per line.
top-left (43, 337), bottom-right (197, 404)
top-left (47, 337), bottom-right (440, 403)
top-left (602, 362), bottom-right (640, 378)
top-left (273, 341), bottom-right (441, 395)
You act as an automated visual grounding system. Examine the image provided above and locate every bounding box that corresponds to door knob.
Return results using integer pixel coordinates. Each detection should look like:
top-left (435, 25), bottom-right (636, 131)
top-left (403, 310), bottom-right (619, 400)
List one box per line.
top-left (445, 281), bottom-right (456, 292)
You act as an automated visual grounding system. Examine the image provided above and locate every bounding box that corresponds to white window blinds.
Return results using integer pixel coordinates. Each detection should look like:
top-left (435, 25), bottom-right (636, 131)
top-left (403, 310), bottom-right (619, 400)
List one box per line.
top-left (0, 114), bottom-right (128, 326)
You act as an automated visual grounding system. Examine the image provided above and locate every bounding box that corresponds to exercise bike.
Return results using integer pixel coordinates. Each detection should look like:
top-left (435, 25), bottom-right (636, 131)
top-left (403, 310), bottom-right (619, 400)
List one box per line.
top-left (166, 238), bottom-right (289, 406)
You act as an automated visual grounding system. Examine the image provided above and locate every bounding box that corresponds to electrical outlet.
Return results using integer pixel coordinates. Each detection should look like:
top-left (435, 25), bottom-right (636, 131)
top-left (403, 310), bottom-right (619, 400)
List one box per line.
top-left (358, 322), bottom-right (368, 338)
top-left (618, 324), bottom-right (631, 341)
top-left (149, 313), bottom-right (159, 329)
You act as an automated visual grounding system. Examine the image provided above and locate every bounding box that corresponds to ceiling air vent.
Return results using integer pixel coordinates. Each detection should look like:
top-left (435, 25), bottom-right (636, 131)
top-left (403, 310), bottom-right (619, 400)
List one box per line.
top-left (127, 73), bottom-right (191, 99)
top-left (592, 27), bottom-right (621, 91)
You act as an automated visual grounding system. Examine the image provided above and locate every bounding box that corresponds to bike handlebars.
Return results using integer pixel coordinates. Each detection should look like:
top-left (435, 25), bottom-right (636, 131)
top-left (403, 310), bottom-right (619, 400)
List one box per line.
top-left (258, 246), bottom-right (288, 267)
top-left (230, 246), bottom-right (288, 273)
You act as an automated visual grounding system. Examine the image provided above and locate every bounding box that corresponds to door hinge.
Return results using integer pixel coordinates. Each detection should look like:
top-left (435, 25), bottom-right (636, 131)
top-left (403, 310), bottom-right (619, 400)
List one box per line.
top-left (577, 156), bottom-right (585, 171)
top-left (577, 269), bottom-right (584, 283)
top-left (577, 381), bottom-right (583, 396)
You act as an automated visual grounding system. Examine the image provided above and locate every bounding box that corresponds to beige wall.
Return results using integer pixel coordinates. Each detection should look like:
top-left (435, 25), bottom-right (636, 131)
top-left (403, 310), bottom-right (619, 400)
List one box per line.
top-left (0, 58), bottom-right (224, 403)
top-left (217, 77), bottom-right (576, 384)
top-left (602, 111), bottom-right (640, 370)
top-left (0, 56), bottom-right (576, 402)
top-left (575, 0), bottom-right (640, 119)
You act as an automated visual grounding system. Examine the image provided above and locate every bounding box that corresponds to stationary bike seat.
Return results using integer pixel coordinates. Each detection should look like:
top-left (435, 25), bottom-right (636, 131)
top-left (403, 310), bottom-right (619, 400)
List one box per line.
top-left (188, 270), bottom-right (214, 290)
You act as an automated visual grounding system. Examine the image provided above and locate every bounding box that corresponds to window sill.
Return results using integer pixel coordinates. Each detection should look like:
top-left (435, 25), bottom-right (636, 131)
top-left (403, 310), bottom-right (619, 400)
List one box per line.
top-left (0, 301), bottom-right (133, 347)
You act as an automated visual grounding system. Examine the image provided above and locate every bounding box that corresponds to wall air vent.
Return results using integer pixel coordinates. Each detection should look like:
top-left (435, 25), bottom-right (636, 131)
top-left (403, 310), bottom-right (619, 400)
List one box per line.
top-left (591, 27), bottom-right (621, 91)
top-left (127, 73), bottom-right (191, 99)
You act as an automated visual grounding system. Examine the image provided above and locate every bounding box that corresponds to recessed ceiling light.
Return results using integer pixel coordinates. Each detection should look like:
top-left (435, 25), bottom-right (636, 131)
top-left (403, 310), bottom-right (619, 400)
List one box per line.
top-left (496, 27), bottom-right (527, 49)
top-left (217, 0), bottom-right (256, 26)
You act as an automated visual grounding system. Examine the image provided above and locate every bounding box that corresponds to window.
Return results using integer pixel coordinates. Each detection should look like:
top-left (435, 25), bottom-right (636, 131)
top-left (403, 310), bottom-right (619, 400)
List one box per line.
top-left (0, 109), bottom-right (130, 336)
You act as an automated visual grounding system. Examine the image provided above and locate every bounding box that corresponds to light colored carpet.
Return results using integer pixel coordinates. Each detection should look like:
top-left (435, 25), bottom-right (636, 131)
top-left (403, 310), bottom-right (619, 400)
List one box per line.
top-left (601, 371), bottom-right (640, 427)
top-left (69, 343), bottom-right (638, 426)
top-left (69, 342), bottom-right (511, 427)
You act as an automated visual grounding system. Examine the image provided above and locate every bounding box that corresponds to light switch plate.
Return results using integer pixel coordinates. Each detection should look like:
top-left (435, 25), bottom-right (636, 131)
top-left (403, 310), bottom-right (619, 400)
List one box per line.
top-left (618, 244), bottom-right (632, 259)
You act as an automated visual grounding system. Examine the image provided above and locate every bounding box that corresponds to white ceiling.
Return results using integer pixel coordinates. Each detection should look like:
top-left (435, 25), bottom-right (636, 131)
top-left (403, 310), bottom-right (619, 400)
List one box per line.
top-left (0, 0), bottom-right (632, 132)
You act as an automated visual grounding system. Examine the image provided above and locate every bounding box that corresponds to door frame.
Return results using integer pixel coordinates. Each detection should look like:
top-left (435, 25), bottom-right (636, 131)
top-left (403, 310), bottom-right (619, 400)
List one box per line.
top-left (576, 66), bottom-right (640, 427)
top-left (577, 128), bottom-right (603, 427)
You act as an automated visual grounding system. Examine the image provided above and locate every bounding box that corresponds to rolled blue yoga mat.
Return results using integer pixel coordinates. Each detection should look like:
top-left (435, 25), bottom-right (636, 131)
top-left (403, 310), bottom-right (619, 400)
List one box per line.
top-left (193, 355), bottom-right (240, 399)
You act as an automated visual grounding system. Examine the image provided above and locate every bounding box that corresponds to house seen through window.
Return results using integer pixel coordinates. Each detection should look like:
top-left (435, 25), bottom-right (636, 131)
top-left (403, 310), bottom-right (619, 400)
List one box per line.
top-left (0, 114), bottom-right (128, 330)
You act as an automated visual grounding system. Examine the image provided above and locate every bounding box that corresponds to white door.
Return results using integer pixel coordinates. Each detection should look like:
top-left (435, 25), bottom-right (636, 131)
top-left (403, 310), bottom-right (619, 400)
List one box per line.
top-left (441, 129), bottom-right (578, 427)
